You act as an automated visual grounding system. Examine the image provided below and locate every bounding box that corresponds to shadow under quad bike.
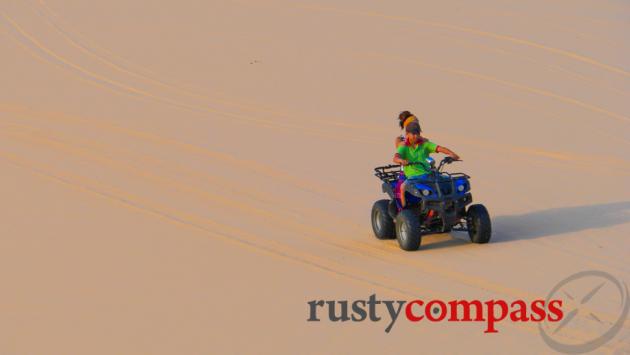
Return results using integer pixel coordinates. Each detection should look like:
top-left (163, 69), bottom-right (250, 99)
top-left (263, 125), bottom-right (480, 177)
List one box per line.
top-left (371, 157), bottom-right (491, 251)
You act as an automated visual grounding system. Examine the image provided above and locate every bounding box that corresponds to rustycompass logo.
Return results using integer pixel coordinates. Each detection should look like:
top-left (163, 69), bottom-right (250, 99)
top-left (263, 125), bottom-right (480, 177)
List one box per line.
top-left (539, 270), bottom-right (629, 353)
top-left (306, 270), bottom-right (628, 352)
top-left (306, 294), bottom-right (564, 333)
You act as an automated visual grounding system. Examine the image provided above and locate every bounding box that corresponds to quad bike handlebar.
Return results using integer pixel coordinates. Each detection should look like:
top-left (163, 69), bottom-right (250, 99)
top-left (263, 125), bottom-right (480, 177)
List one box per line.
top-left (374, 157), bottom-right (464, 183)
top-left (405, 157), bottom-right (461, 172)
top-left (436, 157), bottom-right (462, 172)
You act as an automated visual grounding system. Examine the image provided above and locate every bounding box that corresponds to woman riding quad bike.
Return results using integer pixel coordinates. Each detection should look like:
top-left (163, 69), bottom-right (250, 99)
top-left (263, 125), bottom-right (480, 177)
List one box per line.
top-left (371, 122), bottom-right (491, 251)
top-left (393, 122), bottom-right (460, 208)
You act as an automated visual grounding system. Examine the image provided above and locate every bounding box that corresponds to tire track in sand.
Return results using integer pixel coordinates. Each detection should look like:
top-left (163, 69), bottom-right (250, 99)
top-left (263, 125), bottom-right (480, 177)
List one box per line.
top-left (2, 0), bottom-right (628, 344)
top-left (3, 2), bottom-right (628, 302)
top-left (406, 30), bottom-right (630, 98)
top-left (365, 52), bottom-right (629, 123)
top-left (5, 99), bottom-right (629, 281)
top-left (4, 12), bottom-right (625, 173)
top-left (4, 103), bottom-right (629, 280)
top-left (0, 120), bottom-right (529, 302)
top-left (0, 146), bottom-right (435, 302)
top-left (1, 128), bottom-right (623, 341)
top-left (289, 2), bottom-right (630, 78)
top-left (0, 11), bottom-right (379, 144)
top-left (32, 0), bottom-right (377, 133)
top-left (3, 118), bottom-right (627, 329)
top-left (0, 103), bottom-right (348, 202)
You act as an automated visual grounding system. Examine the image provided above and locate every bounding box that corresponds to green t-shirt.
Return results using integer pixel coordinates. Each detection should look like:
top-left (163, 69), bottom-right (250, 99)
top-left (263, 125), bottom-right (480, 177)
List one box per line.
top-left (397, 140), bottom-right (438, 177)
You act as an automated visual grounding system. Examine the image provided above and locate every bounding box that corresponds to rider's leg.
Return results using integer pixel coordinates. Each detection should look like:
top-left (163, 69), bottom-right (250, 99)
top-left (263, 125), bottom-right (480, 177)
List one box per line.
top-left (400, 181), bottom-right (407, 208)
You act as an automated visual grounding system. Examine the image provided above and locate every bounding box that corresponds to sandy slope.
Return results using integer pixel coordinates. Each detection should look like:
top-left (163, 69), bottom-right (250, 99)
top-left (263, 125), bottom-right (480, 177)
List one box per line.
top-left (0, 0), bottom-right (629, 353)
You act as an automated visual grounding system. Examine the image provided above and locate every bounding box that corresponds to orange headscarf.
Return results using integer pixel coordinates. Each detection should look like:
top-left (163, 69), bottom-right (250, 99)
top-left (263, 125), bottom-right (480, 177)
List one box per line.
top-left (403, 115), bottom-right (417, 128)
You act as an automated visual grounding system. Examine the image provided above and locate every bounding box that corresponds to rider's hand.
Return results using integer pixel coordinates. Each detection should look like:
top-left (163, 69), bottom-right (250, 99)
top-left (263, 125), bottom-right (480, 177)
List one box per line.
top-left (400, 159), bottom-right (409, 166)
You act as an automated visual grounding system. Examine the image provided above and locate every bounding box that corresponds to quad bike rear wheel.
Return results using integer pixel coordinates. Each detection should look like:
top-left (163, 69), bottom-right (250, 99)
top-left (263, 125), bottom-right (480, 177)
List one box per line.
top-left (395, 209), bottom-right (422, 250)
top-left (371, 200), bottom-right (395, 239)
top-left (466, 204), bottom-right (491, 243)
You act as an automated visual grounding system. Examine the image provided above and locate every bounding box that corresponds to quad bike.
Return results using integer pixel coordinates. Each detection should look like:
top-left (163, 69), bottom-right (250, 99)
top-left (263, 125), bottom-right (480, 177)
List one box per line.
top-left (371, 157), bottom-right (491, 251)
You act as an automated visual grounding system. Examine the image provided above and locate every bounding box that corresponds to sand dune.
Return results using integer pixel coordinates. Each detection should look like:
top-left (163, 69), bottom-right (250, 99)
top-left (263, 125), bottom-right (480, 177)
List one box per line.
top-left (1, 0), bottom-right (629, 353)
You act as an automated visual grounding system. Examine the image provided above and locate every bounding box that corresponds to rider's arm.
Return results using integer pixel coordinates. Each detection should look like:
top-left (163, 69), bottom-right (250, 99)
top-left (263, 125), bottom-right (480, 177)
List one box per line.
top-left (393, 146), bottom-right (408, 165)
top-left (393, 153), bottom-right (408, 165)
top-left (436, 146), bottom-right (461, 160)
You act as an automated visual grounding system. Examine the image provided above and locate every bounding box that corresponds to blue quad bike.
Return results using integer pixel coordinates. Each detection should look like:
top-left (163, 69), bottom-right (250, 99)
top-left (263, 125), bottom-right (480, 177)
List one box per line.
top-left (372, 157), bottom-right (491, 251)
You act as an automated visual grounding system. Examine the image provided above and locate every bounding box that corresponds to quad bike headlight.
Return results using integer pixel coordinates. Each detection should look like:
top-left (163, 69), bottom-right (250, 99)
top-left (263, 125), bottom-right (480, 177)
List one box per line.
top-left (457, 184), bottom-right (465, 192)
top-left (421, 189), bottom-right (431, 196)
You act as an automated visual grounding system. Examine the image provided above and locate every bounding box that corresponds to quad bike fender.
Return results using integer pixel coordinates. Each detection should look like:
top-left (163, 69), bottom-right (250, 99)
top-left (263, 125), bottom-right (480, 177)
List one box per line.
top-left (382, 182), bottom-right (396, 199)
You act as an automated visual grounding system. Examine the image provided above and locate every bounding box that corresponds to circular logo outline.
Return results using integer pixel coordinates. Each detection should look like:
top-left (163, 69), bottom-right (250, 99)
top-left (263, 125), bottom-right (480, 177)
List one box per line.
top-left (539, 270), bottom-right (629, 354)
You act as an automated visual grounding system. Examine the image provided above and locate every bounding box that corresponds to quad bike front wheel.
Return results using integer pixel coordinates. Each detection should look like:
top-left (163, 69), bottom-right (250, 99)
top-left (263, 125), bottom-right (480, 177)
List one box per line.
top-left (371, 200), bottom-right (395, 239)
top-left (395, 209), bottom-right (422, 251)
top-left (466, 204), bottom-right (492, 243)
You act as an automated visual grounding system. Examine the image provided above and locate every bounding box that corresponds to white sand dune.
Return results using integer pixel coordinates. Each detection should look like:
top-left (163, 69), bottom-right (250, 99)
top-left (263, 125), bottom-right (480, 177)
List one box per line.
top-left (1, 0), bottom-right (629, 353)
